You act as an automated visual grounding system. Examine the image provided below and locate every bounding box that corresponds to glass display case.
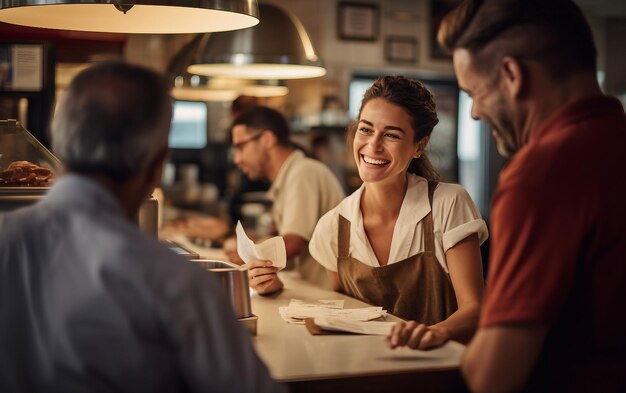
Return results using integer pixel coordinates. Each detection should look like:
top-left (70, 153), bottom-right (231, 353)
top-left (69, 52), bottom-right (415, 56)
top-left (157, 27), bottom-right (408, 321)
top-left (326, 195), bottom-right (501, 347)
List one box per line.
top-left (0, 119), bottom-right (61, 212)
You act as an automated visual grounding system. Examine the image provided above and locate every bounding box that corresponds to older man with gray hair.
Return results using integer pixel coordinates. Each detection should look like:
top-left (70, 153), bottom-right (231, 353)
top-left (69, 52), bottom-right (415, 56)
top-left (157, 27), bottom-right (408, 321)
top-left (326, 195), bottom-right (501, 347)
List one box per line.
top-left (0, 61), bottom-right (284, 393)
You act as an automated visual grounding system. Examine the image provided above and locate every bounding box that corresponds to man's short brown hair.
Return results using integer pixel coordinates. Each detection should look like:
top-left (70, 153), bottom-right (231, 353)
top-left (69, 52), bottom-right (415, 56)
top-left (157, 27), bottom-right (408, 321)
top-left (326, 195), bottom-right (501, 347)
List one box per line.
top-left (437, 0), bottom-right (597, 79)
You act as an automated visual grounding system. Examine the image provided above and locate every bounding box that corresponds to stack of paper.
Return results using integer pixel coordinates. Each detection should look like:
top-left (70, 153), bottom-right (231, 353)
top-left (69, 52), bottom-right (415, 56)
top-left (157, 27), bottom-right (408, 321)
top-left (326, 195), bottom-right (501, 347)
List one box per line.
top-left (313, 315), bottom-right (397, 336)
top-left (279, 299), bottom-right (387, 325)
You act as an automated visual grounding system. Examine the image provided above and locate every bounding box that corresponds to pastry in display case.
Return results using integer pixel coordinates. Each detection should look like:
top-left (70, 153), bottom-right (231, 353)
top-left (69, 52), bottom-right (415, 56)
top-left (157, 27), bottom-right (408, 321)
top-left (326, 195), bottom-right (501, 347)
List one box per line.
top-left (0, 119), bottom-right (61, 212)
top-left (0, 119), bottom-right (160, 237)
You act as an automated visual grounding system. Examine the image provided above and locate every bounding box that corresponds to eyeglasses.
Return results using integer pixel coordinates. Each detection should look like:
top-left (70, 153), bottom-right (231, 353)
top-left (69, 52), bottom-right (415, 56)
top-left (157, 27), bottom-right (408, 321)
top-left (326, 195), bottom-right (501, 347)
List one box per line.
top-left (232, 131), bottom-right (264, 152)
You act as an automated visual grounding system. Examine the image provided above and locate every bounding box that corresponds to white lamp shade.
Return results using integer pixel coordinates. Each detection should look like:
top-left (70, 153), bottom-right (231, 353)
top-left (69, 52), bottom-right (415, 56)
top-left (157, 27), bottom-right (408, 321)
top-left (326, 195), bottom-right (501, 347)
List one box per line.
top-left (172, 77), bottom-right (288, 101)
top-left (0, 1), bottom-right (259, 34)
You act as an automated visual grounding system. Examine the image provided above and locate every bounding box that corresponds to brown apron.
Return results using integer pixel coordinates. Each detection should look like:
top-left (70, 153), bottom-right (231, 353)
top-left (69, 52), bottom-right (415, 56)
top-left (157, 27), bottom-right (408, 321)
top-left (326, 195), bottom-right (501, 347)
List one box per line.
top-left (337, 181), bottom-right (457, 324)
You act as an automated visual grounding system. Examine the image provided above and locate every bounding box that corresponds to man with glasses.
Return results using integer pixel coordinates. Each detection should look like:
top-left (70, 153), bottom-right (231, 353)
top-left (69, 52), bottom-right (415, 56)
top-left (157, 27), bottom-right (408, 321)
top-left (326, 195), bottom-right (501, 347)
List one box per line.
top-left (231, 106), bottom-right (345, 294)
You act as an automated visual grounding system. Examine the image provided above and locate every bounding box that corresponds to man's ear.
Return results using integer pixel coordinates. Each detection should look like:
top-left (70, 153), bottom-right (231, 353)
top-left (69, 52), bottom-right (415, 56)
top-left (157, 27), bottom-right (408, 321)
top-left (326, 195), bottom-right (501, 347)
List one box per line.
top-left (260, 129), bottom-right (277, 148)
top-left (500, 56), bottom-right (524, 99)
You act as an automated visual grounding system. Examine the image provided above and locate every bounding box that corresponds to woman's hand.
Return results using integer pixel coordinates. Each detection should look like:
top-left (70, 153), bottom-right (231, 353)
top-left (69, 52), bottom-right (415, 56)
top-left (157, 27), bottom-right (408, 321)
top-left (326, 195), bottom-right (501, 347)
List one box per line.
top-left (248, 259), bottom-right (283, 295)
top-left (386, 321), bottom-right (451, 350)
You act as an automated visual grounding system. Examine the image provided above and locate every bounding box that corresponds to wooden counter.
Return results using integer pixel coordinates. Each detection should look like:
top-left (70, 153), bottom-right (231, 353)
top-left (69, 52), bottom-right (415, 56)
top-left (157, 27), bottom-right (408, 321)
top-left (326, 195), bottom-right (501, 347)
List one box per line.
top-left (251, 273), bottom-right (468, 393)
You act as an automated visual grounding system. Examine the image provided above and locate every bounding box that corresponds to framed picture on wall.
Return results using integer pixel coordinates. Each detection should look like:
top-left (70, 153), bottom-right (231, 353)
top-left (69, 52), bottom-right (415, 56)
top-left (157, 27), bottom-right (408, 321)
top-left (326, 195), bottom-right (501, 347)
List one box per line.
top-left (0, 43), bottom-right (44, 91)
top-left (337, 2), bottom-right (379, 41)
top-left (385, 36), bottom-right (418, 64)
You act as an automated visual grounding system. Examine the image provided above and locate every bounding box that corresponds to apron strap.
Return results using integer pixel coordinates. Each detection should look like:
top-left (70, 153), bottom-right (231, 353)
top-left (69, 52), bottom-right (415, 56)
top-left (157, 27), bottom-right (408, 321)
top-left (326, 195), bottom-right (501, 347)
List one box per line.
top-left (424, 181), bottom-right (438, 253)
top-left (338, 215), bottom-right (351, 258)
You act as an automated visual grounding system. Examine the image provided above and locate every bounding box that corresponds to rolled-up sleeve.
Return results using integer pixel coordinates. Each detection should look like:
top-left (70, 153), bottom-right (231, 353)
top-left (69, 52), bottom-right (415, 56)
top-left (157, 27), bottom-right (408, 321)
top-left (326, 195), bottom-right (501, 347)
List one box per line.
top-left (436, 183), bottom-right (489, 253)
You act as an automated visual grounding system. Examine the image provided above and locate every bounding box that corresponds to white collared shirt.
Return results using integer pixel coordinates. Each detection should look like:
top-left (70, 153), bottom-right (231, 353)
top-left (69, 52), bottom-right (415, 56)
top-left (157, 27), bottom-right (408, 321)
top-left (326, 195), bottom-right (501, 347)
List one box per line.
top-left (309, 174), bottom-right (488, 273)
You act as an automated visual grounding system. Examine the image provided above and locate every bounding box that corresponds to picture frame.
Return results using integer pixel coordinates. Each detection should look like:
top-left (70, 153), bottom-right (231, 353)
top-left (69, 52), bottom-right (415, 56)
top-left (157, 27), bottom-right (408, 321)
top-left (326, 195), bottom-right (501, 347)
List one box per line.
top-left (385, 36), bottom-right (418, 64)
top-left (337, 2), bottom-right (380, 41)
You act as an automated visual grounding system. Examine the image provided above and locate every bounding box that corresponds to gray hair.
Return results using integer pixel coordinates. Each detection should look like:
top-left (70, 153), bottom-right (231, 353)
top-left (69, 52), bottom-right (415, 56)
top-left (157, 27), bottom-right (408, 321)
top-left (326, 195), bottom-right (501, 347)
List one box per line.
top-left (51, 61), bottom-right (172, 181)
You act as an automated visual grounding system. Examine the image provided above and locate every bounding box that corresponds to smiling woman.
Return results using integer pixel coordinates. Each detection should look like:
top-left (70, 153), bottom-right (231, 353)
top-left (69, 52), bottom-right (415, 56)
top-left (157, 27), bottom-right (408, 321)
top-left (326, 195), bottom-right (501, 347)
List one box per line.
top-left (353, 98), bottom-right (427, 185)
top-left (309, 75), bottom-right (488, 351)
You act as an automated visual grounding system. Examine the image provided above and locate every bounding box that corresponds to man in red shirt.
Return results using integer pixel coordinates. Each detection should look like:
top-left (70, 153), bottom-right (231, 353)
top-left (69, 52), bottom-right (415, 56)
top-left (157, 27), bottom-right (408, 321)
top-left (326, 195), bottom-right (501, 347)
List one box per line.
top-left (433, 0), bottom-right (626, 391)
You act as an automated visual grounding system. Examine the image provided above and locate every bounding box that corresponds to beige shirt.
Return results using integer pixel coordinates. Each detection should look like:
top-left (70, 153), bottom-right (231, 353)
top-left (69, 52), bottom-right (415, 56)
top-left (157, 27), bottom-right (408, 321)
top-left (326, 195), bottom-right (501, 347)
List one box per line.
top-left (309, 174), bottom-right (488, 273)
top-left (268, 150), bottom-right (345, 287)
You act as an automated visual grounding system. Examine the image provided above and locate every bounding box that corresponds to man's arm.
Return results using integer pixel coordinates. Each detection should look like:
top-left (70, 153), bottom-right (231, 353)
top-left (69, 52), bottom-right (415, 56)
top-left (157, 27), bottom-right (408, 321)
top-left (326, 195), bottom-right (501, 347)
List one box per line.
top-left (283, 233), bottom-right (307, 260)
top-left (462, 324), bottom-right (548, 393)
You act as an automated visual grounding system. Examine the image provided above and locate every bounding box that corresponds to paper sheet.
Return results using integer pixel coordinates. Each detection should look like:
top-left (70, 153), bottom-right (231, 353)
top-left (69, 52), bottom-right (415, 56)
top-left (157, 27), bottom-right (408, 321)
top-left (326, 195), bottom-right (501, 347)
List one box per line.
top-left (313, 315), bottom-right (396, 336)
top-left (236, 221), bottom-right (286, 270)
top-left (279, 305), bottom-right (387, 324)
top-left (289, 299), bottom-right (345, 309)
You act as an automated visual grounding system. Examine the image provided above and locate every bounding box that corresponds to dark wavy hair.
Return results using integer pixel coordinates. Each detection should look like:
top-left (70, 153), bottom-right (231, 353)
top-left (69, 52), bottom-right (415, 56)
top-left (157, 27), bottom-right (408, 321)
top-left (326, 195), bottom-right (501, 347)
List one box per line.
top-left (349, 75), bottom-right (440, 181)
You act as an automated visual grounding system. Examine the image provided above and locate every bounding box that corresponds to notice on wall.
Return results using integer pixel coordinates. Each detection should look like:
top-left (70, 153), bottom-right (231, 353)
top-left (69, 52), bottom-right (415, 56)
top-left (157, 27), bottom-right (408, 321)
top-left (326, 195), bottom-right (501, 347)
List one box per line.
top-left (0, 44), bottom-right (43, 91)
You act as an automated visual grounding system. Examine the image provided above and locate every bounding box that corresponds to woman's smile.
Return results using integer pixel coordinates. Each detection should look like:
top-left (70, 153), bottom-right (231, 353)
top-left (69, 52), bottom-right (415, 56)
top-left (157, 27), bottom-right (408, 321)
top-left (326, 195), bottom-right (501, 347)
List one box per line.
top-left (361, 154), bottom-right (390, 166)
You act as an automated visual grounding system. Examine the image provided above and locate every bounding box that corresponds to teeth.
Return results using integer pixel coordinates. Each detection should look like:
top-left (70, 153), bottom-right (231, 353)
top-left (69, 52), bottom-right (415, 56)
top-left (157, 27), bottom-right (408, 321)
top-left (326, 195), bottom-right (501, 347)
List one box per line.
top-left (362, 155), bottom-right (389, 165)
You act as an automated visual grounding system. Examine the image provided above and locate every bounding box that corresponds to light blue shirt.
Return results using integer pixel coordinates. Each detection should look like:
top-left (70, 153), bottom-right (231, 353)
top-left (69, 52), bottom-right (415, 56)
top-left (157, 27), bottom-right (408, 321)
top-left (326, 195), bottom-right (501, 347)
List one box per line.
top-left (0, 174), bottom-right (284, 393)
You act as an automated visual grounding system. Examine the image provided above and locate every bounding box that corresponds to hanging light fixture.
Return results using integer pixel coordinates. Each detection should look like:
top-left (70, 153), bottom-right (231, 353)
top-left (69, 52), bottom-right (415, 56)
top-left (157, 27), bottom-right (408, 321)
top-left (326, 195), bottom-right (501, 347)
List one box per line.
top-left (237, 80), bottom-right (288, 97)
top-left (172, 77), bottom-right (288, 102)
top-left (188, 3), bottom-right (326, 80)
top-left (168, 34), bottom-right (288, 102)
top-left (0, 1), bottom-right (259, 34)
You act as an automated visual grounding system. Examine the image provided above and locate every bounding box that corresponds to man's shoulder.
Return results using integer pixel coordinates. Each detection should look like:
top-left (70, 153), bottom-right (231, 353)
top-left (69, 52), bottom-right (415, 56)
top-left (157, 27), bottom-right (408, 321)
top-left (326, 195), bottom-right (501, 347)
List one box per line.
top-left (0, 204), bottom-right (41, 241)
top-left (289, 154), bottom-right (331, 173)
top-left (284, 155), bottom-right (342, 186)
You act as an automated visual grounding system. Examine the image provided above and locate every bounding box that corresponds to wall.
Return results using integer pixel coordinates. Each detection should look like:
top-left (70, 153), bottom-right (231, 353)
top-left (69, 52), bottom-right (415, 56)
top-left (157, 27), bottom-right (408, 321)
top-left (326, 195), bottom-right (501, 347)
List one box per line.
top-left (259, 0), bottom-right (456, 122)
top-left (122, 1), bottom-right (626, 118)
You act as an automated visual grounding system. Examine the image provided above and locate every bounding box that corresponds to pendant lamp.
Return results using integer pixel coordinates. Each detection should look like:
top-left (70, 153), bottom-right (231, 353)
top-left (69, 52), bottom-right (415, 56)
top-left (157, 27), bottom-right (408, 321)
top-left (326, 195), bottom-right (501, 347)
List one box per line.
top-left (168, 33), bottom-right (288, 101)
top-left (188, 3), bottom-right (326, 80)
top-left (172, 77), bottom-right (288, 101)
top-left (0, 1), bottom-right (259, 34)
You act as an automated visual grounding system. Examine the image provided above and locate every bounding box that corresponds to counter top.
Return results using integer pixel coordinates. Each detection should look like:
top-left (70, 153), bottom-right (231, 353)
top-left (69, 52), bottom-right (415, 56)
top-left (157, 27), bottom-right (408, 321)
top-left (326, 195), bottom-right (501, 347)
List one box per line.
top-left (251, 273), bottom-right (468, 393)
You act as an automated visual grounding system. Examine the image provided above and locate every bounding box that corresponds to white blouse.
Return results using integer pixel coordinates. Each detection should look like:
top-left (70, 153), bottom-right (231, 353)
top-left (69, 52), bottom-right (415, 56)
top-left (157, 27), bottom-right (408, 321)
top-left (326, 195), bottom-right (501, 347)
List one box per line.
top-left (309, 174), bottom-right (489, 273)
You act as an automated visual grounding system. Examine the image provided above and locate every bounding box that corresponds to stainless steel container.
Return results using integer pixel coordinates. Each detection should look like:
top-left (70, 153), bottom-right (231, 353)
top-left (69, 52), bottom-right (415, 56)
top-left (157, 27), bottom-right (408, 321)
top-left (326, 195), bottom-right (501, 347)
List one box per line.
top-left (137, 196), bottom-right (158, 236)
top-left (191, 259), bottom-right (253, 319)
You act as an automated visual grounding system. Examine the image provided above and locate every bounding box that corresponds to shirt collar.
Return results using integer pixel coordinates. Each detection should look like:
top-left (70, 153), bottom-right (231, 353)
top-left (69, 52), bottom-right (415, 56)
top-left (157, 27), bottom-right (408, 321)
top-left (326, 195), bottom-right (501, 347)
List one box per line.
top-left (398, 174), bottom-right (431, 227)
top-left (267, 150), bottom-right (305, 200)
top-left (44, 173), bottom-right (126, 217)
top-left (337, 174), bottom-right (430, 223)
top-left (336, 174), bottom-right (431, 261)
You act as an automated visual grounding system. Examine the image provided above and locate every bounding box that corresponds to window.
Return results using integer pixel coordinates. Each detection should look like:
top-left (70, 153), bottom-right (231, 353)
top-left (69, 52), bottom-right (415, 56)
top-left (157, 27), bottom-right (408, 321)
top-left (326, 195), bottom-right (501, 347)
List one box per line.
top-left (168, 100), bottom-right (208, 149)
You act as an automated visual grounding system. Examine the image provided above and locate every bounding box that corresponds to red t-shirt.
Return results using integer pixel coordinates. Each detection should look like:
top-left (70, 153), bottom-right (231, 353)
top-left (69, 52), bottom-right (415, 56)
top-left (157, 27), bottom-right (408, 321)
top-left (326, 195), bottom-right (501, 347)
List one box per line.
top-left (481, 96), bottom-right (626, 392)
